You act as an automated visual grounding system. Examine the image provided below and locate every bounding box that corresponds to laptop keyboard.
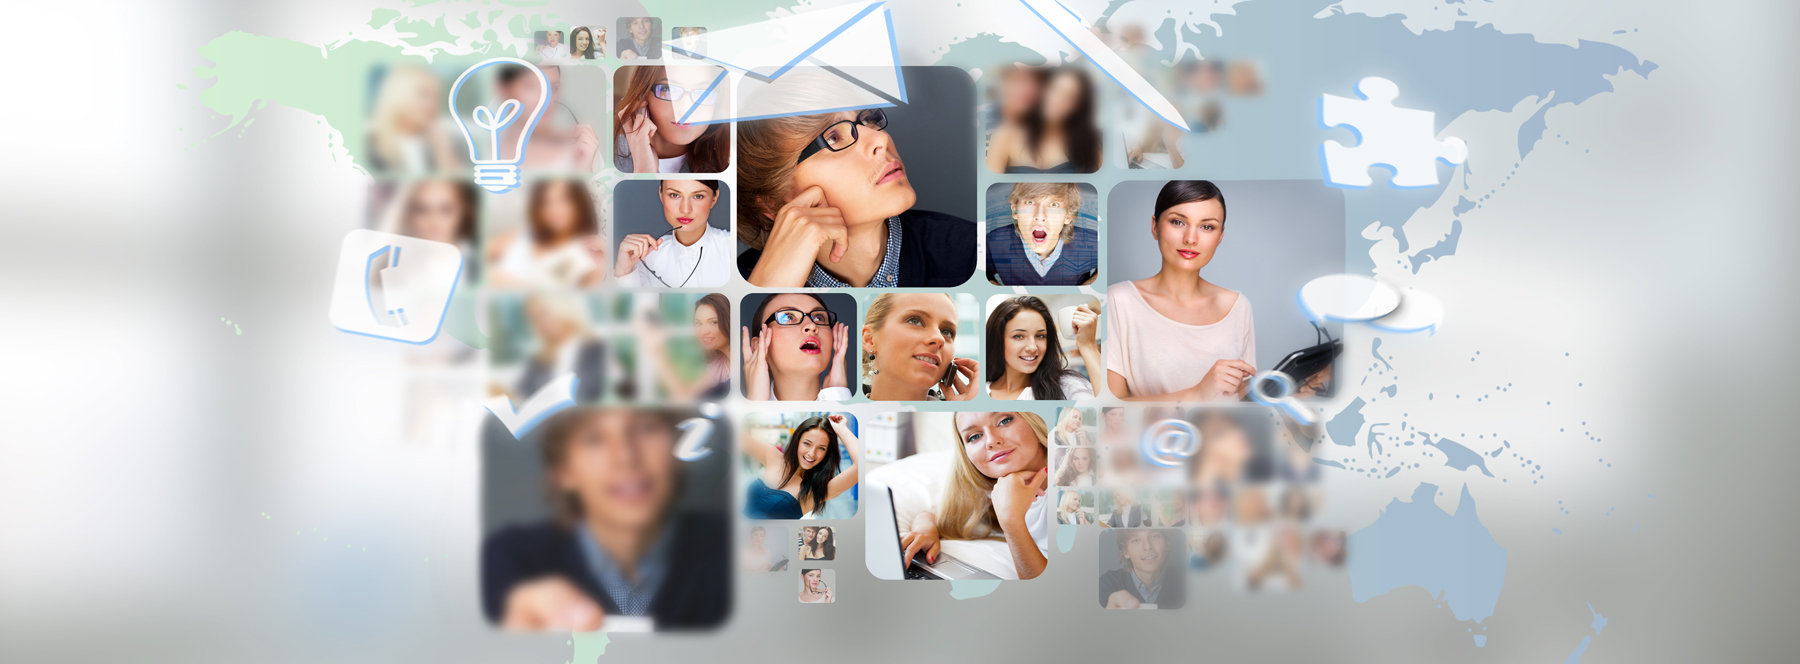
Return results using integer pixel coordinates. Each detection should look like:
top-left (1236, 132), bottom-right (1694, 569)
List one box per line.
top-left (903, 564), bottom-right (936, 580)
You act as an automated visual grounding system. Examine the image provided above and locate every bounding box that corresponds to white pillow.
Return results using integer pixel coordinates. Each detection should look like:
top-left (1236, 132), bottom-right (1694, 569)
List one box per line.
top-left (866, 449), bottom-right (954, 533)
top-left (865, 450), bottom-right (1019, 579)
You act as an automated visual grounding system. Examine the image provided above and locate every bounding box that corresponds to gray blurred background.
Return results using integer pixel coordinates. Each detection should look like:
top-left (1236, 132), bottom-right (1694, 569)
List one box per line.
top-left (2, 0), bottom-right (1799, 663)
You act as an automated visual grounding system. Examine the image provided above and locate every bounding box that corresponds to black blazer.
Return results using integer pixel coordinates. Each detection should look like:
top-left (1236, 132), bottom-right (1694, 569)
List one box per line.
top-left (1106, 505), bottom-right (1150, 528)
top-left (480, 513), bottom-right (731, 630)
top-left (518, 340), bottom-right (606, 403)
top-left (736, 209), bottom-right (975, 287)
top-left (1098, 566), bottom-right (1186, 609)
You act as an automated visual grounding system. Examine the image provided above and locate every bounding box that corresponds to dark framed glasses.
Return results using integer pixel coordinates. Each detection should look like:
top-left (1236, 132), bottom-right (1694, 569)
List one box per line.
top-left (651, 82), bottom-right (718, 106)
top-left (796, 108), bottom-right (888, 165)
top-left (764, 309), bottom-right (837, 327)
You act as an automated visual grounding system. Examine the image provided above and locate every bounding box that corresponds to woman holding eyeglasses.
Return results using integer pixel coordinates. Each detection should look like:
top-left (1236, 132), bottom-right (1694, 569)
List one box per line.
top-left (736, 80), bottom-right (976, 288)
top-left (614, 180), bottom-right (733, 288)
top-left (743, 293), bottom-right (853, 401)
top-left (613, 65), bottom-right (729, 174)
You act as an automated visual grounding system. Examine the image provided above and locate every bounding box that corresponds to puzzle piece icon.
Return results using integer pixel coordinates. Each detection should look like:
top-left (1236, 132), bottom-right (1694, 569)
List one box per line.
top-left (1320, 77), bottom-right (1467, 188)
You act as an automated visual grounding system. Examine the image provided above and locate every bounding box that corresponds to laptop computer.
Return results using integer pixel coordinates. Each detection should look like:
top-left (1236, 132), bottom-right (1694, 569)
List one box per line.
top-left (865, 482), bottom-right (1002, 581)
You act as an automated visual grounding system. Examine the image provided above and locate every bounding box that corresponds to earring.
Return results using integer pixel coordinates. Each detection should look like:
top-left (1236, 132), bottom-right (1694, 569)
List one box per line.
top-left (867, 352), bottom-right (878, 375)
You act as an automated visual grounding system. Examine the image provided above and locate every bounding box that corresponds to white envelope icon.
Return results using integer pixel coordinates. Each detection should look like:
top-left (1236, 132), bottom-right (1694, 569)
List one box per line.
top-left (667, 0), bottom-right (905, 124)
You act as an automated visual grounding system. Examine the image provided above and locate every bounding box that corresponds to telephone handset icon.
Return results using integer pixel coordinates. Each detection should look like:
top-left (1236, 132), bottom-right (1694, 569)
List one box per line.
top-left (365, 245), bottom-right (407, 328)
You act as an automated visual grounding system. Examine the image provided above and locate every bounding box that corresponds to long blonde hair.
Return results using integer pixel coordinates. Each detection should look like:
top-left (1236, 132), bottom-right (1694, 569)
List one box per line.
top-left (1057, 490), bottom-right (1084, 523)
top-left (937, 411), bottom-right (1049, 542)
top-left (369, 64), bottom-right (449, 173)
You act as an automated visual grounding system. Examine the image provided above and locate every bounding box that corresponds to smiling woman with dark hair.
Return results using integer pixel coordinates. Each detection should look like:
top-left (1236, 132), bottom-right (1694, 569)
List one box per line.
top-left (569, 26), bottom-right (597, 59)
top-left (985, 296), bottom-right (1100, 401)
top-left (736, 74), bottom-right (975, 288)
top-left (742, 414), bottom-right (863, 519)
top-left (641, 293), bottom-right (732, 401)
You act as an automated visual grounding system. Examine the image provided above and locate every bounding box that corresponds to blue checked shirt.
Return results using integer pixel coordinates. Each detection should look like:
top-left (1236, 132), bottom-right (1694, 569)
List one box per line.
top-left (576, 521), bottom-right (673, 617)
top-left (807, 216), bottom-right (902, 288)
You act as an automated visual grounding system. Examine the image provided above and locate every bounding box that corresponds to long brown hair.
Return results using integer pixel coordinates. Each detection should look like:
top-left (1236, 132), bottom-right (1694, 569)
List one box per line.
top-left (527, 179), bottom-right (598, 245)
top-left (696, 293), bottom-right (731, 362)
top-left (984, 296), bottom-right (1079, 400)
top-left (1023, 67), bottom-right (1101, 172)
top-left (613, 65), bottom-right (729, 173)
top-left (1055, 446), bottom-right (1094, 486)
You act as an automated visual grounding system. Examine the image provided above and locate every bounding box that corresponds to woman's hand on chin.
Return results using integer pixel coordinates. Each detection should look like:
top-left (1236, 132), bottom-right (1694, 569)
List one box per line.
top-left (941, 357), bottom-right (980, 401)
top-left (572, 123), bottom-right (598, 173)
top-left (990, 466), bottom-right (1048, 528)
top-left (747, 186), bottom-right (847, 288)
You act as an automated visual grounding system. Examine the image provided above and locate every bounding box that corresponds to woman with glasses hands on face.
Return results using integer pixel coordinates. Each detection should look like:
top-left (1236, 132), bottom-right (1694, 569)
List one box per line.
top-left (614, 65), bottom-right (729, 174)
top-left (737, 78), bottom-right (976, 288)
top-left (742, 293), bottom-right (852, 401)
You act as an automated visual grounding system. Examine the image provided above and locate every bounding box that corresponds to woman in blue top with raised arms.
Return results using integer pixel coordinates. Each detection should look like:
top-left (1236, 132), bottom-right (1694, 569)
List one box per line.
top-left (744, 415), bottom-right (862, 519)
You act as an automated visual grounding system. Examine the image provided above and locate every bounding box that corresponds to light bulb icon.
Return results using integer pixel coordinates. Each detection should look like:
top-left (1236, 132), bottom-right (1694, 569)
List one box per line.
top-left (448, 57), bottom-right (549, 194)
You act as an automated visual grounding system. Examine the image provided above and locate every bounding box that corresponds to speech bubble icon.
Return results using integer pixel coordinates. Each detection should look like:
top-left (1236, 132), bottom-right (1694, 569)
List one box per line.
top-left (1297, 274), bottom-right (1401, 324)
top-left (1368, 286), bottom-right (1443, 334)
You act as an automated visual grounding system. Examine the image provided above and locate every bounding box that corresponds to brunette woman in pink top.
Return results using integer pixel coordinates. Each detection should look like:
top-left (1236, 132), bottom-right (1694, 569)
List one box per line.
top-left (1104, 180), bottom-right (1256, 401)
